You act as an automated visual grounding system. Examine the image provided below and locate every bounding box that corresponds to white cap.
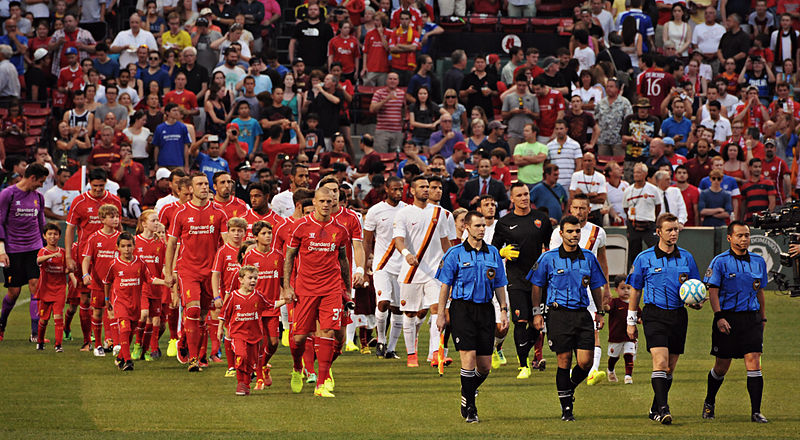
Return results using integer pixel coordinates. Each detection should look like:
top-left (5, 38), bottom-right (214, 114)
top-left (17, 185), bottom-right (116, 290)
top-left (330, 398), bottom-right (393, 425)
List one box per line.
top-left (156, 168), bottom-right (172, 181)
top-left (199, 7), bottom-right (213, 15)
top-left (33, 48), bottom-right (48, 61)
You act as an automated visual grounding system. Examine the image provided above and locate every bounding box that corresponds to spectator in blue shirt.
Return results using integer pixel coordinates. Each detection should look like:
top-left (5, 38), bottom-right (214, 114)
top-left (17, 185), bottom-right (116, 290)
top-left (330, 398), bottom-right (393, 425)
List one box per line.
top-left (659, 98), bottom-right (692, 156)
top-left (137, 50), bottom-right (172, 94)
top-left (92, 43), bottom-right (120, 80)
top-left (231, 101), bottom-right (263, 155)
top-left (615, 0), bottom-right (655, 53)
top-left (152, 103), bottom-right (191, 169)
top-left (699, 169), bottom-right (733, 226)
top-left (190, 134), bottom-right (230, 189)
top-left (0, 18), bottom-right (28, 75)
top-left (530, 164), bottom-right (567, 225)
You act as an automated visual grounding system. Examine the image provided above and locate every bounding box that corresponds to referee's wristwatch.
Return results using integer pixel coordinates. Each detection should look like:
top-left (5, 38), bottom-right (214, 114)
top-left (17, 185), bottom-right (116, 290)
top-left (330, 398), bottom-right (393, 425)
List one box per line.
top-left (500, 306), bottom-right (508, 312)
top-left (596, 310), bottom-right (605, 316)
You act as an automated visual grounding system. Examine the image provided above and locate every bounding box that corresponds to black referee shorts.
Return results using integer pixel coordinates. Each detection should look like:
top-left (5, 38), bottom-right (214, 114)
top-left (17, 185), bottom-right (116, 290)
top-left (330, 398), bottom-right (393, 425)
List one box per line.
top-left (711, 311), bottom-right (764, 359)
top-left (449, 299), bottom-right (495, 356)
top-left (546, 307), bottom-right (595, 353)
top-left (642, 304), bottom-right (688, 355)
top-left (3, 250), bottom-right (40, 289)
top-left (508, 288), bottom-right (533, 323)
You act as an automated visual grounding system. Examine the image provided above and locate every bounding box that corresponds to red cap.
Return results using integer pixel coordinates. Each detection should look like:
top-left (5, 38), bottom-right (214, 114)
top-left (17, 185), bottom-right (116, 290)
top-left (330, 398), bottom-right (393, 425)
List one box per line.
top-left (488, 54), bottom-right (500, 65)
top-left (454, 141), bottom-right (470, 153)
top-left (227, 122), bottom-right (239, 131)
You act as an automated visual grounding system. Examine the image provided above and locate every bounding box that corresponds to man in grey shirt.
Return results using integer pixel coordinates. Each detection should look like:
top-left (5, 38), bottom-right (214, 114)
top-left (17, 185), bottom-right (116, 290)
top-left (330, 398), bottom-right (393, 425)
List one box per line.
top-left (501, 74), bottom-right (539, 152)
top-left (94, 86), bottom-right (129, 132)
top-left (192, 18), bottom-right (223, 74)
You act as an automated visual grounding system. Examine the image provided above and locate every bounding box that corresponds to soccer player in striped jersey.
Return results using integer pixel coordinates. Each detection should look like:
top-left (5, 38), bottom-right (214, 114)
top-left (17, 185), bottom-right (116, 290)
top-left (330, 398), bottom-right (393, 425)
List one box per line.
top-left (549, 194), bottom-right (612, 385)
top-left (363, 177), bottom-right (406, 359)
top-left (392, 176), bottom-right (452, 367)
top-left (132, 210), bottom-right (167, 361)
top-left (212, 217), bottom-right (248, 376)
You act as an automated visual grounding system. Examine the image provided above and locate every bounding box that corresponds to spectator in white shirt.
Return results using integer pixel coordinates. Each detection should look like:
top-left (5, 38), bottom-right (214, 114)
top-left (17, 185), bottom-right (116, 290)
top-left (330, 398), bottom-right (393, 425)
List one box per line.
top-left (546, 119), bottom-right (583, 188)
top-left (700, 100), bottom-right (732, 147)
top-left (691, 6), bottom-right (725, 72)
top-left (654, 169), bottom-right (687, 226)
top-left (110, 14), bottom-right (159, 68)
top-left (44, 168), bottom-right (80, 221)
top-left (569, 152), bottom-right (607, 225)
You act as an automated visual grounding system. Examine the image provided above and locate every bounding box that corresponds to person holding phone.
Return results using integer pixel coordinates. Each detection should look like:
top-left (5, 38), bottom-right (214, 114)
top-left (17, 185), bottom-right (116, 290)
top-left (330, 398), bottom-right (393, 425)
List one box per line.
top-left (190, 134), bottom-right (230, 185)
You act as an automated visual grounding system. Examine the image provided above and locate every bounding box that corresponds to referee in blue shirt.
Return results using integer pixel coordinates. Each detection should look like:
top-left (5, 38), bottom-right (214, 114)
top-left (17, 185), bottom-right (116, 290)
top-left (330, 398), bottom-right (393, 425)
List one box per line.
top-left (702, 221), bottom-right (769, 423)
top-left (528, 215), bottom-right (607, 421)
top-left (626, 212), bottom-right (701, 425)
top-left (436, 211), bottom-right (509, 424)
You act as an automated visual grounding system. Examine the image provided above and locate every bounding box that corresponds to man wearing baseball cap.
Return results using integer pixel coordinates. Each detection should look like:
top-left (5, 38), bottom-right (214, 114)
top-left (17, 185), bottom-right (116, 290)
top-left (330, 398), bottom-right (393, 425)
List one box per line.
top-left (445, 141), bottom-right (470, 176)
top-left (25, 48), bottom-right (50, 101)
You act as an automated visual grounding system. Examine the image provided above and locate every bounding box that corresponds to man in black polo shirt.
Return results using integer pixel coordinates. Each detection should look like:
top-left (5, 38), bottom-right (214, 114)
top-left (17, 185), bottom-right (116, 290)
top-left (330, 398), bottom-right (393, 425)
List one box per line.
top-left (180, 46), bottom-right (209, 97)
top-left (289, 3), bottom-right (333, 71)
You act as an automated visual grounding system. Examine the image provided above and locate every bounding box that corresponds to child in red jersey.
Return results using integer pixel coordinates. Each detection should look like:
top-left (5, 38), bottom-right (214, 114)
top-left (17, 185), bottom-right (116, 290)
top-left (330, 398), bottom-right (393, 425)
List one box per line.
top-left (36, 224), bottom-right (76, 352)
top-left (104, 232), bottom-right (166, 371)
top-left (217, 266), bottom-right (270, 395)
top-left (242, 220), bottom-right (285, 390)
top-left (81, 204), bottom-right (121, 357)
top-left (212, 217), bottom-right (248, 375)
top-left (133, 210), bottom-right (167, 361)
top-left (605, 276), bottom-right (641, 384)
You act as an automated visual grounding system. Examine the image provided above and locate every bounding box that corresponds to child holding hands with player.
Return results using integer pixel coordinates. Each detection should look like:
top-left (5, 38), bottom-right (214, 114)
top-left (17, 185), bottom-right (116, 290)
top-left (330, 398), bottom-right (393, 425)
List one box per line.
top-left (605, 276), bottom-right (641, 384)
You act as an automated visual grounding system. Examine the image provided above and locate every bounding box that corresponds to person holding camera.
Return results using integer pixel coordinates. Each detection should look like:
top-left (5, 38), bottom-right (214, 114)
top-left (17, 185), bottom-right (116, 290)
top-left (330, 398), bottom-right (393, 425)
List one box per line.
top-left (738, 56), bottom-right (775, 107)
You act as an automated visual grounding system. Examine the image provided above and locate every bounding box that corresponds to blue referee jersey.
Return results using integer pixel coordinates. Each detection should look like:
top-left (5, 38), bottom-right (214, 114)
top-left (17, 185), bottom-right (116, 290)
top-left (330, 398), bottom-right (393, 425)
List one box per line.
top-left (627, 246), bottom-right (700, 310)
top-left (436, 240), bottom-right (508, 304)
top-left (703, 250), bottom-right (766, 312)
top-left (527, 246), bottom-right (607, 309)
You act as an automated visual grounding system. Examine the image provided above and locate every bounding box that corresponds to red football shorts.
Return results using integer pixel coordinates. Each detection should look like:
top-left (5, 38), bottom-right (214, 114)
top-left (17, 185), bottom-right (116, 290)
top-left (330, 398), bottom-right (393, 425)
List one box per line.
top-left (292, 294), bottom-right (343, 335)
top-left (90, 288), bottom-right (105, 309)
top-left (140, 296), bottom-right (162, 318)
top-left (177, 272), bottom-right (213, 310)
top-left (38, 299), bottom-right (65, 320)
top-left (261, 316), bottom-right (280, 338)
top-left (112, 299), bottom-right (139, 322)
top-left (231, 338), bottom-right (258, 373)
top-left (67, 283), bottom-right (86, 306)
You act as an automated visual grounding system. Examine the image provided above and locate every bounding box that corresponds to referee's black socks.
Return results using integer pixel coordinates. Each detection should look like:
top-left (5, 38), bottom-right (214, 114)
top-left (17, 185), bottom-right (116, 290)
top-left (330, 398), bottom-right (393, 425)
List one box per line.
top-left (570, 364), bottom-right (590, 389)
top-left (460, 369), bottom-right (478, 411)
top-left (705, 369), bottom-right (725, 405)
top-left (651, 371), bottom-right (669, 411)
top-left (746, 370), bottom-right (763, 414)
top-left (556, 368), bottom-right (574, 411)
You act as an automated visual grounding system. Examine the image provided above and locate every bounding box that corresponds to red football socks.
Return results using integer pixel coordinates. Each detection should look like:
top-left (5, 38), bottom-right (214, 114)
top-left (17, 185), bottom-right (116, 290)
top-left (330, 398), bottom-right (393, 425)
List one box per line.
top-left (209, 318), bottom-right (220, 356)
top-left (92, 317), bottom-right (103, 348)
top-left (54, 317), bottom-right (63, 346)
top-left (225, 338), bottom-right (235, 369)
top-left (317, 337), bottom-right (335, 384)
top-left (79, 304), bottom-right (91, 344)
top-left (135, 320), bottom-right (146, 345)
top-left (303, 336), bottom-right (316, 374)
top-left (290, 338), bottom-right (305, 372)
top-left (37, 319), bottom-right (47, 344)
top-left (118, 320), bottom-right (132, 361)
top-left (142, 323), bottom-right (153, 354)
top-left (184, 306), bottom-right (201, 359)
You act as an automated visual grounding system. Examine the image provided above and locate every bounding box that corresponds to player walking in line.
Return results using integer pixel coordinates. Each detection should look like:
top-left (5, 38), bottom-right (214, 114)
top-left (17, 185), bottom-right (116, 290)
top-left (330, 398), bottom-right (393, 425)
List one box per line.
top-left (213, 217), bottom-right (248, 376)
top-left (242, 220), bottom-right (284, 390)
top-left (82, 204), bottom-right (122, 357)
top-left (103, 232), bottom-right (167, 371)
top-left (165, 172), bottom-right (229, 372)
top-left (605, 277), bottom-right (641, 384)
top-left (364, 176), bottom-right (407, 360)
top-left (549, 194), bottom-right (612, 385)
top-left (392, 176), bottom-right (452, 368)
top-left (36, 223), bottom-right (74, 352)
top-left (132, 210), bottom-right (167, 361)
top-left (436, 211), bottom-right (509, 423)
top-left (530, 215), bottom-right (607, 421)
top-left (0, 164), bottom-right (50, 342)
top-left (626, 213), bottom-right (701, 424)
top-left (242, 183), bottom-right (284, 240)
top-left (702, 221), bottom-right (769, 423)
top-left (65, 169), bottom-right (122, 350)
top-left (284, 187), bottom-right (351, 398)
top-left (218, 266), bottom-right (269, 396)
top-left (157, 176), bottom-right (192, 358)
top-left (211, 171), bottom-right (249, 219)
top-left (491, 182), bottom-right (552, 379)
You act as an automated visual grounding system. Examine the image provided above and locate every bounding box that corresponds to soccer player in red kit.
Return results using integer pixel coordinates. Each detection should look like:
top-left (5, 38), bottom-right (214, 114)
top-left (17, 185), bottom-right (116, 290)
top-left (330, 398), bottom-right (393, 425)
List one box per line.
top-left (36, 224), bottom-right (73, 352)
top-left (284, 187), bottom-right (352, 397)
top-left (212, 171), bottom-right (249, 219)
top-left (158, 176), bottom-right (192, 357)
top-left (165, 172), bottom-right (228, 372)
top-left (242, 183), bottom-right (283, 240)
top-left (132, 210), bottom-right (167, 361)
top-left (605, 277), bottom-right (641, 384)
top-left (217, 266), bottom-right (269, 395)
top-left (242, 220), bottom-right (284, 389)
top-left (104, 232), bottom-right (166, 371)
top-left (65, 168), bottom-right (121, 350)
top-left (212, 217), bottom-right (248, 375)
top-left (81, 204), bottom-right (122, 357)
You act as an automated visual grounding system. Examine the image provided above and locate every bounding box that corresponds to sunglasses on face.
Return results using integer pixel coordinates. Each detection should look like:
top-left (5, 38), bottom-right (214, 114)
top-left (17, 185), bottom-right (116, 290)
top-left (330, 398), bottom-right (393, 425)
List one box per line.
top-left (445, 95), bottom-right (456, 98)
top-left (711, 177), bottom-right (722, 181)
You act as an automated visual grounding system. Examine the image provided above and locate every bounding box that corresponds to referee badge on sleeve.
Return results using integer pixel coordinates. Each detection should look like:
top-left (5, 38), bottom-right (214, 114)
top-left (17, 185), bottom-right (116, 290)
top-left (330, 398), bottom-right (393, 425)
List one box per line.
top-left (439, 260), bottom-right (444, 269)
top-left (582, 275), bottom-right (590, 287)
top-left (679, 273), bottom-right (688, 284)
top-left (753, 280), bottom-right (761, 290)
top-left (487, 268), bottom-right (496, 280)
top-left (531, 262), bottom-right (538, 272)
top-left (705, 268), bottom-right (712, 278)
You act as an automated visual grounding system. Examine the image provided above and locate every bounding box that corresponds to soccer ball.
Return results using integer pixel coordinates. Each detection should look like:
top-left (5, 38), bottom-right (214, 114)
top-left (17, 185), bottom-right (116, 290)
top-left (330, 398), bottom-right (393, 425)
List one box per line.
top-left (679, 279), bottom-right (707, 305)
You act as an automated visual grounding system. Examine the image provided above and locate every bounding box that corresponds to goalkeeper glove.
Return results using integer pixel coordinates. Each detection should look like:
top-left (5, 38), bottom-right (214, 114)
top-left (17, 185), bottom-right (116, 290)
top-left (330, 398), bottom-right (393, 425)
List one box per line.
top-left (499, 244), bottom-right (519, 261)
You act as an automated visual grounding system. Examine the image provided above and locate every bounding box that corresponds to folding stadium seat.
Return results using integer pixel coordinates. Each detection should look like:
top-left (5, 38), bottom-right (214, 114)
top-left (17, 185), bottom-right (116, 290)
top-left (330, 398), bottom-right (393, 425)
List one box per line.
top-left (468, 15), bottom-right (498, 33)
top-left (499, 17), bottom-right (529, 33)
top-left (439, 16), bottom-right (467, 32)
top-left (530, 18), bottom-right (560, 34)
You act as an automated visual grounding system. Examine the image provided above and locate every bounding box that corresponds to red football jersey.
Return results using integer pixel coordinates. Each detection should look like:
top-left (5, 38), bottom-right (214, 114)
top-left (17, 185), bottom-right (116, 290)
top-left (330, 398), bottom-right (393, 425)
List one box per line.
top-left (272, 216), bottom-right (298, 254)
top-left (82, 229), bottom-right (121, 291)
top-left (57, 65), bottom-right (85, 92)
top-left (536, 90), bottom-right (566, 137)
top-left (221, 289), bottom-right (269, 343)
top-left (327, 35), bottom-right (360, 74)
top-left (212, 197), bottom-right (249, 220)
top-left (636, 68), bottom-right (675, 117)
top-left (38, 247), bottom-right (67, 302)
top-left (135, 234), bottom-right (166, 299)
top-left (163, 89), bottom-right (198, 124)
top-left (104, 257), bottom-right (154, 314)
top-left (242, 208), bottom-right (284, 241)
top-left (363, 28), bottom-right (391, 73)
top-left (212, 242), bottom-right (242, 296)
top-left (608, 297), bottom-right (640, 343)
top-left (242, 248), bottom-right (283, 316)
top-left (288, 216), bottom-right (349, 296)
top-left (66, 191), bottom-right (122, 252)
top-left (333, 206), bottom-right (363, 265)
top-left (168, 201), bottom-right (228, 274)
top-left (158, 200), bottom-right (182, 234)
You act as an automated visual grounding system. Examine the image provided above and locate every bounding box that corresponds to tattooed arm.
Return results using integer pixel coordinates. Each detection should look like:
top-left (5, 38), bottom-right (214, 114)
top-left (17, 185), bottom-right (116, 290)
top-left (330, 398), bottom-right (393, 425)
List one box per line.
top-left (283, 246), bottom-right (298, 302)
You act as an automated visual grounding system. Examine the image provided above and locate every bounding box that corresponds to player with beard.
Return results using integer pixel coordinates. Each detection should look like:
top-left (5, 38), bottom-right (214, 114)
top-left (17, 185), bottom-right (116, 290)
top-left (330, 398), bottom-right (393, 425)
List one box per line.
top-left (242, 182), bottom-right (283, 240)
top-left (364, 177), bottom-right (407, 359)
top-left (212, 171), bottom-right (249, 219)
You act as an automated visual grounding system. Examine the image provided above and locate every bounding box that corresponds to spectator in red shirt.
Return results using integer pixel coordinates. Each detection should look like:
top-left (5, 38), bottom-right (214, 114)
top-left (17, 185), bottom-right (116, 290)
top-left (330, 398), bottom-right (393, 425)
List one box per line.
top-left (390, 0), bottom-right (422, 29)
top-left (327, 20), bottom-right (359, 83)
top-left (531, 75), bottom-right (565, 143)
top-left (761, 138), bottom-right (790, 204)
top-left (490, 147), bottom-right (511, 188)
top-left (111, 143), bottom-right (147, 201)
top-left (740, 158), bottom-right (777, 223)
top-left (260, 122), bottom-right (305, 173)
top-left (361, 11), bottom-right (390, 87)
top-left (673, 164), bottom-right (700, 226)
top-left (163, 71), bottom-right (199, 124)
top-left (768, 81), bottom-right (800, 119)
top-left (89, 125), bottom-right (122, 171)
top-left (734, 86), bottom-right (770, 131)
top-left (320, 132), bottom-right (353, 175)
top-left (388, 10), bottom-right (421, 86)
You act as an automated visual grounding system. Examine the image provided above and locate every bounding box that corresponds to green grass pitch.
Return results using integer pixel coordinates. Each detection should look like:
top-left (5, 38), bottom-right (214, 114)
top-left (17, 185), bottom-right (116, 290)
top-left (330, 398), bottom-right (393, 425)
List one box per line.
top-left (1, 289), bottom-right (798, 439)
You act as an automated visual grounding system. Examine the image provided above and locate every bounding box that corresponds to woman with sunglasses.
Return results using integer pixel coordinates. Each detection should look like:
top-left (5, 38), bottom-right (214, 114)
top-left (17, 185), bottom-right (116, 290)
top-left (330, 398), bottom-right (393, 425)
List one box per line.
top-left (441, 88), bottom-right (467, 134)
